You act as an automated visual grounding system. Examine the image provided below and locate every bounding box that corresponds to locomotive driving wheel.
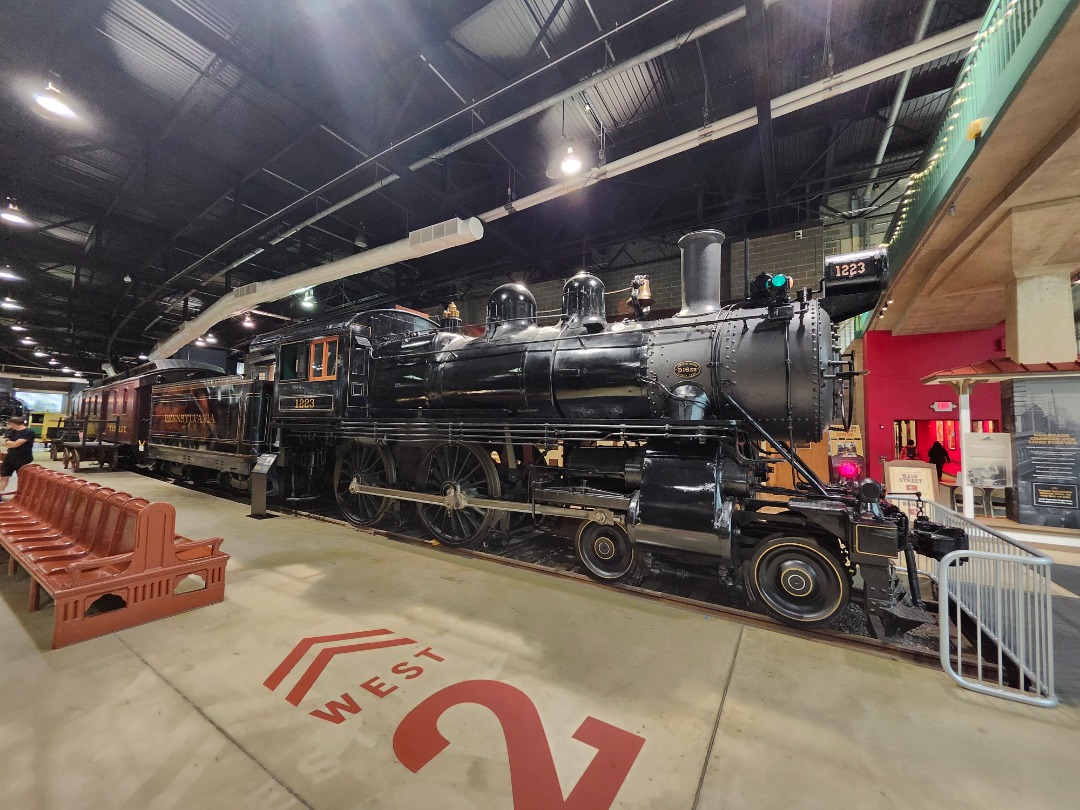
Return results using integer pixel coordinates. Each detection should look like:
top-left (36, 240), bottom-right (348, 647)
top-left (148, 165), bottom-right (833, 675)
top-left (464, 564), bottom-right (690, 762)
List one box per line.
top-left (334, 441), bottom-right (396, 527)
top-left (416, 442), bottom-right (501, 547)
top-left (575, 521), bottom-right (641, 583)
top-left (746, 536), bottom-right (850, 627)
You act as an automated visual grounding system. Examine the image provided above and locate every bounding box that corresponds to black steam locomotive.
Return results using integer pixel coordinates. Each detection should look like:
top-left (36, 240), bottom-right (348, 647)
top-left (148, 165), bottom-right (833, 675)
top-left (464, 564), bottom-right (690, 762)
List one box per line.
top-left (72, 230), bottom-right (964, 635)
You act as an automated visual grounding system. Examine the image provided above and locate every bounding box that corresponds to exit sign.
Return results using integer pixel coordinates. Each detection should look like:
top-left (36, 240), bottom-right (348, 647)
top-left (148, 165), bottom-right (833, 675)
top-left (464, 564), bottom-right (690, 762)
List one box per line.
top-left (931, 401), bottom-right (956, 412)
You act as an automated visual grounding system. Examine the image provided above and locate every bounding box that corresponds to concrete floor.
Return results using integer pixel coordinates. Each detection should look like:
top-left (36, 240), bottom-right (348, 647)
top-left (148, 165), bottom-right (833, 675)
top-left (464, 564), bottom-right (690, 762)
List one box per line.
top-left (1, 463), bottom-right (1079, 809)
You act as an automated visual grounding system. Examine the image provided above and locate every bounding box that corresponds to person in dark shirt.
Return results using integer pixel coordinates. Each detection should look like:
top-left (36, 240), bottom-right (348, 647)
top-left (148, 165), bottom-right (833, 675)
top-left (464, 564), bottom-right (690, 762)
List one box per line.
top-left (1, 415), bottom-right (34, 498)
top-left (927, 441), bottom-right (951, 481)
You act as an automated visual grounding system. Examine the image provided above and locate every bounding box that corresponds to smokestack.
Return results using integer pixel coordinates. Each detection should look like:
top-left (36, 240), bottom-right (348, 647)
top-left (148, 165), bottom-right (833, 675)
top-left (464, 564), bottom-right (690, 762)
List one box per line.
top-left (676, 229), bottom-right (725, 317)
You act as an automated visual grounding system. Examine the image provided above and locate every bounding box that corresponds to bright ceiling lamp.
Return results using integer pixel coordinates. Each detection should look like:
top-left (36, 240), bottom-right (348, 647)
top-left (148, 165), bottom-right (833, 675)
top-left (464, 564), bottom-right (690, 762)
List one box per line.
top-left (560, 145), bottom-right (583, 175)
top-left (300, 289), bottom-right (316, 310)
top-left (33, 349), bottom-right (48, 358)
top-left (204, 333), bottom-right (217, 344)
top-left (34, 81), bottom-right (76, 119)
top-left (138, 353), bottom-right (149, 360)
top-left (10, 324), bottom-right (27, 332)
top-left (0, 265), bottom-right (21, 281)
top-left (242, 313), bottom-right (255, 328)
top-left (47, 357), bottom-right (59, 365)
top-left (19, 336), bottom-right (35, 345)
top-left (545, 141), bottom-right (590, 179)
top-left (195, 337), bottom-right (206, 347)
top-left (1, 202), bottom-right (31, 227)
top-left (1, 297), bottom-right (22, 310)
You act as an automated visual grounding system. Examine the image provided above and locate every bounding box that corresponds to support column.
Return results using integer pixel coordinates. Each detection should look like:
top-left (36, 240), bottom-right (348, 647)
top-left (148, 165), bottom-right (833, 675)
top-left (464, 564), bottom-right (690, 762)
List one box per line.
top-left (1005, 265), bottom-right (1077, 363)
top-left (957, 381), bottom-right (975, 519)
top-left (1007, 205), bottom-right (1080, 364)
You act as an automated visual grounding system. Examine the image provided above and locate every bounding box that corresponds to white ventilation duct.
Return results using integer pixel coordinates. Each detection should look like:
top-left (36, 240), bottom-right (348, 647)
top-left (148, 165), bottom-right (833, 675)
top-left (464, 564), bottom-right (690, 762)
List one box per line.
top-left (149, 217), bottom-right (483, 361)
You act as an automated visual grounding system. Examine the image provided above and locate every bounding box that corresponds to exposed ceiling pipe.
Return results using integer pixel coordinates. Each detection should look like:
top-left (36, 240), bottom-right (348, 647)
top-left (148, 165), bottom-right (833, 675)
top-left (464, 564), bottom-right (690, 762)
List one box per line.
top-left (139, 0), bottom-right (694, 291)
top-left (128, 3), bottom-right (762, 335)
top-left (478, 19), bottom-right (979, 224)
top-left (148, 218), bottom-right (483, 360)
top-left (193, 4), bottom-right (756, 284)
top-left (861, 0), bottom-right (938, 230)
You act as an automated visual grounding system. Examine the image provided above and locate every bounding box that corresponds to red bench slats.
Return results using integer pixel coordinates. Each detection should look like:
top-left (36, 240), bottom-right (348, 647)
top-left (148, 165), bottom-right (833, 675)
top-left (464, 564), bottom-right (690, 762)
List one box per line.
top-left (0, 464), bottom-right (229, 648)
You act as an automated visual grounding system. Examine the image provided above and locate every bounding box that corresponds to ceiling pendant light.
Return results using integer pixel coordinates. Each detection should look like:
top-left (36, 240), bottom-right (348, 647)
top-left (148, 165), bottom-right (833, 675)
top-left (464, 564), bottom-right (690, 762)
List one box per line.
top-left (560, 145), bottom-right (583, 175)
top-left (34, 80), bottom-right (76, 119)
top-left (301, 289), bottom-right (316, 310)
top-left (19, 336), bottom-right (35, 345)
top-left (0, 265), bottom-right (21, 281)
top-left (33, 349), bottom-right (48, 357)
top-left (1, 202), bottom-right (31, 227)
top-left (204, 333), bottom-right (217, 344)
top-left (47, 357), bottom-right (60, 365)
top-left (138, 353), bottom-right (149, 360)
top-left (10, 323), bottom-right (27, 332)
top-left (1, 297), bottom-right (23, 310)
top-left (242, 313), bottom-right (255, 328)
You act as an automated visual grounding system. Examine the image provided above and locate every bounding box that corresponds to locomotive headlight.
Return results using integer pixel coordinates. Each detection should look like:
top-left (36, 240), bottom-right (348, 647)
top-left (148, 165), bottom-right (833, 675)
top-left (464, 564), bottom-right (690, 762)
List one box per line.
top-left (770, 274), bottom-right (789, 288)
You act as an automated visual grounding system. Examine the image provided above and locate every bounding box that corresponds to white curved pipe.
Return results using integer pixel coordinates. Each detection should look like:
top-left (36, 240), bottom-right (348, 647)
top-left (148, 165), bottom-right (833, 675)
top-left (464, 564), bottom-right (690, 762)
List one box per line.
top-left (149, 217), bottom-right (483, 360)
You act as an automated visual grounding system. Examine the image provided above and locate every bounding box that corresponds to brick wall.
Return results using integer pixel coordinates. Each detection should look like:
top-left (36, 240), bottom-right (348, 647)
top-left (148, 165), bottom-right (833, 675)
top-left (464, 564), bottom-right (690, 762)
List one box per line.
top-left (430, 226), bottom-right (835, 326)
top-left (729, 226), bottom-right (825, 299)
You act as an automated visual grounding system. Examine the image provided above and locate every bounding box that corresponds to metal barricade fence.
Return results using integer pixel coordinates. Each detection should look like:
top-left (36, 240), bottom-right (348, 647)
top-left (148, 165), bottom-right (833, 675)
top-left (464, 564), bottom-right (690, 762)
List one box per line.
top-left (887, 493), bottom-right (1056, 707)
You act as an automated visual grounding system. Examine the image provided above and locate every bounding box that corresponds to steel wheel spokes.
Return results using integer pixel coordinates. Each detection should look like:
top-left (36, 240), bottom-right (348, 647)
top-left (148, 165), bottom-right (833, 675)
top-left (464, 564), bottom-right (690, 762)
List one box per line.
top-left (334, 441), bottom-right (395, 527)
top-left (416, 442), bottom-right (501, 547)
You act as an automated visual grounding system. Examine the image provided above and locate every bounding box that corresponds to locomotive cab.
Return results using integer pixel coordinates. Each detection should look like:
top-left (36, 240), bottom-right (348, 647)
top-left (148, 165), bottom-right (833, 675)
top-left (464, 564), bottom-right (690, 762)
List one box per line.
top-left (253, 308), bottom-right (441, 422)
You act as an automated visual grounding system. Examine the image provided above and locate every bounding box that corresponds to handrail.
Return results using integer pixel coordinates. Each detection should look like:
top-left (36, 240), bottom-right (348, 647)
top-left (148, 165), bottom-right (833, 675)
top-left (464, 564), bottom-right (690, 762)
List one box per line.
top-left (939, 549), bottom-right (1057, 707)
top-left (886, 493), bottom-right (1056, 706)
top-left (885, 0), bottom-right (1076, 268)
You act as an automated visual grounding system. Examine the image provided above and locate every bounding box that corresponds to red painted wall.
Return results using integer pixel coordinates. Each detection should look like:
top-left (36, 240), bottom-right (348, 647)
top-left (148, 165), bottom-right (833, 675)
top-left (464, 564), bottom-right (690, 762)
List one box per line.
top-left (862, 325), bottom-right (1005, 480)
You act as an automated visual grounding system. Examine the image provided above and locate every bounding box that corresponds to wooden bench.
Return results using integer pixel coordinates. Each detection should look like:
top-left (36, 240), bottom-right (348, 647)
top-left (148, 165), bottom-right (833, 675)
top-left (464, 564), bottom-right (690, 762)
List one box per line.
top-left (0, 464), bottom-right (229, 648)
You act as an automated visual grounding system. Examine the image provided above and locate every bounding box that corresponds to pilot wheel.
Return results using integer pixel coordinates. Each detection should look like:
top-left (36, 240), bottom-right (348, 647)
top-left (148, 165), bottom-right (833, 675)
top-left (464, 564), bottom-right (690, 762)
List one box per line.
top-left (575, 522), bottom-right (641, 583)
top-left (746, 536), bottom-right (850, 627)
top-left (334, 441), bottom-right (396, 527)
top-left (416, 442), bottom-right (501, 547)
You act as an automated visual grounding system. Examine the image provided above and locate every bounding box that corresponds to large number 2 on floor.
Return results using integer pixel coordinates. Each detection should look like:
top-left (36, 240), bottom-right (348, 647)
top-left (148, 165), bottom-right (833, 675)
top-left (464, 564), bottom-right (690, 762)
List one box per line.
top-left (393, 679), bottom-right (646, 810)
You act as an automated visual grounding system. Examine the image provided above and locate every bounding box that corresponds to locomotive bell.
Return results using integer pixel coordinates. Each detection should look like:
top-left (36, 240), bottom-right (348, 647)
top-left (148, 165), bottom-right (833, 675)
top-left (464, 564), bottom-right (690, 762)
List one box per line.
top-left (486, 283), bottom-right (537, 336)
top-left (676, 229), bottom-right (726, 318)
top-left (561, 271), bottom-right (607, 333)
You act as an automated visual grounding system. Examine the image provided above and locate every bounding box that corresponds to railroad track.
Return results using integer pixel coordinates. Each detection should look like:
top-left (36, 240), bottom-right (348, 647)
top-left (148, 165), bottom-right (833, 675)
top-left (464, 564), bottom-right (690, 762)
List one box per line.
top-left (286, 503), bottom-right (957, 671)
top-left (142, 470), bottom-right (987, 677)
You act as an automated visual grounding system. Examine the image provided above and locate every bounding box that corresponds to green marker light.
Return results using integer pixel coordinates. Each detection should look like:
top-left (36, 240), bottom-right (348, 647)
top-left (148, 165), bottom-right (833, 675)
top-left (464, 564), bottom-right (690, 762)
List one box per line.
top-left (771, 274), bottom-right (788, 288)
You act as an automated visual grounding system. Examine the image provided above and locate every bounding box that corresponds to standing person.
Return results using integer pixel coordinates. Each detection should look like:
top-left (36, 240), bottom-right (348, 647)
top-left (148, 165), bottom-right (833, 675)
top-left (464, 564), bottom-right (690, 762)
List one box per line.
top-left (0, 415), bottom-right (34, 499)
top-left (927, 440), bottom-right (951, 481)
top-left (903, 439), bottom-right (919, 459)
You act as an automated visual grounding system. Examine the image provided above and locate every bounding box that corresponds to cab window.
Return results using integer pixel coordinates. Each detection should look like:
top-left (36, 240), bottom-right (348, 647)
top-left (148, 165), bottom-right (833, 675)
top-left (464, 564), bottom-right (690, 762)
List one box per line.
top-left (279, 342), bottom-right (307, 381)
top-left (309, 337), bottom-right (338, 381)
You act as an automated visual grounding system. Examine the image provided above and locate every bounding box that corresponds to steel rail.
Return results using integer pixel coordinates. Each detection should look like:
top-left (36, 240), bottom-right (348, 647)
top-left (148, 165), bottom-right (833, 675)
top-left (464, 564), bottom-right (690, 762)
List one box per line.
top-left (284, 504), bottom-right (1000, 676)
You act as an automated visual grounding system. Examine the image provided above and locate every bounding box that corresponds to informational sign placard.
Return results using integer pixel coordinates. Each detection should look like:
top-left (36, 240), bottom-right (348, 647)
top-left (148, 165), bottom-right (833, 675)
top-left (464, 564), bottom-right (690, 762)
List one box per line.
top-left (1004, 378), bottom-right (1080, 528)
top-left (962, 432), bottom-right (1012, 488)
top-left (884, 461), bottom-right (939, 515)
top-left (828, 424), bottom-right (863, 457)
top-left (253, 453), bottom-right (278, 475)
